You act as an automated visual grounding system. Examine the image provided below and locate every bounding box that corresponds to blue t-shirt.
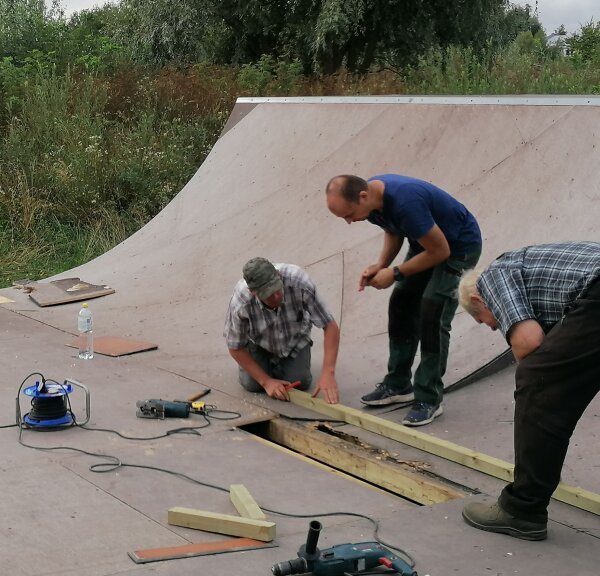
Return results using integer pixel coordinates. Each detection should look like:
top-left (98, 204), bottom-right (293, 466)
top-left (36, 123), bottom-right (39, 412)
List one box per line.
top-left (367, 174), bottom-right (481, 256)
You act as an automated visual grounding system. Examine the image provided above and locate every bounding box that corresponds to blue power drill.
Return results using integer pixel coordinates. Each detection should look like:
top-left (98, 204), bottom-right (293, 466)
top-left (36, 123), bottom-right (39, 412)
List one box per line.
top-left (271, 521), bottom-right (417, 576)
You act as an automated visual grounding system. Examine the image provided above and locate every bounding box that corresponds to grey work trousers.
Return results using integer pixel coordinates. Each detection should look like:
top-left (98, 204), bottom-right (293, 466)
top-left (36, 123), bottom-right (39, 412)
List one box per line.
top-left (238, 342), bottom-right (312, 393)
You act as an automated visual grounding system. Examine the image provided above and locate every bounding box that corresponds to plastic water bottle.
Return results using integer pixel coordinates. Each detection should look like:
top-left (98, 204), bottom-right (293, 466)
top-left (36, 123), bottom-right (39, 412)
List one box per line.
top-left (77, 303), bottom-right (94, 359)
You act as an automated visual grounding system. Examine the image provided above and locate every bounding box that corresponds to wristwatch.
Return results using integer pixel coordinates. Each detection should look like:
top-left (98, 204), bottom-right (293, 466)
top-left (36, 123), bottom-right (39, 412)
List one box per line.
top-left (392, 266), bottom-right (405, 282)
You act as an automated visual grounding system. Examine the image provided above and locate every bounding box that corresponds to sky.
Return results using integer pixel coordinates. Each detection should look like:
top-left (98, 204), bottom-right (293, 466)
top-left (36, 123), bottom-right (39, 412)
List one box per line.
top-left (57, 0), bottom-right (116, 17)
top-left (512, 0), bottom-right (597, 35)
top-left (57, 0), bottom-right (597, 36)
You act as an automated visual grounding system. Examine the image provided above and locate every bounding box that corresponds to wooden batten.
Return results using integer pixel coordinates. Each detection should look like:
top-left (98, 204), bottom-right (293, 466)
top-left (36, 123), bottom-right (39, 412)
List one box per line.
top-left (268, 418), bottom-right (467, 505)
top-left (230, 484), bottom-right (267, 520)
top-left (288, 390), bottom-right (600, 516)
top-left (168, 507), bottom-right (276, 542)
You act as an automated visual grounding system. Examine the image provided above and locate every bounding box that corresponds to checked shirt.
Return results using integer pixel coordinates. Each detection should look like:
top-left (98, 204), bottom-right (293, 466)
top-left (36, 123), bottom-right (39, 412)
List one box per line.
top-left (477, 241), bottom-right (600, 338)
top-left (224, 264), bottom-right (334, 358)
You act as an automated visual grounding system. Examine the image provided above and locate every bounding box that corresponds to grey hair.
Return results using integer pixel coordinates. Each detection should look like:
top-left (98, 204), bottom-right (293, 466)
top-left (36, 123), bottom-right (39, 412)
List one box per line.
top-left (458, 268), bottom-right (483, 314)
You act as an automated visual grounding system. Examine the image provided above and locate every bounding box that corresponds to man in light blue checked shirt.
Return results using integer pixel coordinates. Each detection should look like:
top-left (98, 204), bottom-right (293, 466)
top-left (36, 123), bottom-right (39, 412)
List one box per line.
top-left (225, 257), bottom-right (340, 403)
top-left (458, 241), bottom-right (600, 541)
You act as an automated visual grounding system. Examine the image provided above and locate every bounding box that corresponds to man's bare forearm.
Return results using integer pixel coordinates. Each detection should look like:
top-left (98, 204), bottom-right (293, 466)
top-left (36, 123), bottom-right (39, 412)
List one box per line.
top-left (229, 348), bottom-right (269, 387)
top-left (377, 232), bottom-right (403, 267)
top-left (322, 320), bottom-right (340, 376)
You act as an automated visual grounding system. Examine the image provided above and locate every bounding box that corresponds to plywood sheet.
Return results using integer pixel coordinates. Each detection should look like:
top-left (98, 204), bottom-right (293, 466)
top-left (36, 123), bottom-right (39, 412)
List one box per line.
top-left (66, 335), bottom-right (158, 357)
top-left (20, 99), bottom-right (598, 394)
top-left (29, 277), bottom-right (114, 307)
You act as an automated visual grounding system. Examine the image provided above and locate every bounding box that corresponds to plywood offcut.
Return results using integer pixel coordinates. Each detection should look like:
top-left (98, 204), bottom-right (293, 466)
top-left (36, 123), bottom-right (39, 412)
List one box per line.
top-left (67, 335), bottom-right (158, 357)
top-left (128, 537), bottom-right (276, 564)
top-left (29, 277), bottom-right (115, 307)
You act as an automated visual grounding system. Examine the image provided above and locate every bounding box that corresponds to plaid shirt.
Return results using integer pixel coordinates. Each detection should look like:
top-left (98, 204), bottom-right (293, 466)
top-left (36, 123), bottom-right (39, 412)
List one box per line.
top-left (477, 241), bottom-right (600, 338)
top-left (224, 264), bottom-right (335, 358)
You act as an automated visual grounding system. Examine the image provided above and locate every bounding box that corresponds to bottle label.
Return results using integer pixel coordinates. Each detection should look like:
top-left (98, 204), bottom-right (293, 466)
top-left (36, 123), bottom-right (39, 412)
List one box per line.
top-left (78, 317), bottom-right (92, 331)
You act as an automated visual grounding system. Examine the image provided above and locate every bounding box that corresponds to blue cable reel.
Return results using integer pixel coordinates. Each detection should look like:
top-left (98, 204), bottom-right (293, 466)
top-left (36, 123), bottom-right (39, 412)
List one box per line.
top-left (17, 378), bottom-right (90, 429)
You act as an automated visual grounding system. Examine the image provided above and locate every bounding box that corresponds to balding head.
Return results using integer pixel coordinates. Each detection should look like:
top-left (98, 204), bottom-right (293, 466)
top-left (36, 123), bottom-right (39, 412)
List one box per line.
top-left (326, 174), bottom-right (375, 224)
top-left (326, 175), bottom-right (368, 203)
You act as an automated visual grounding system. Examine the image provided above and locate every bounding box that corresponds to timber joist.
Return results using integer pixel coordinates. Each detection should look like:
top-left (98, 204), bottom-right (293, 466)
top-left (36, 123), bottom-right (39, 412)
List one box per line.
top-left (267, 417), bottom-right (472, 505)
top-left (286, 390), bottom-right (600, 516)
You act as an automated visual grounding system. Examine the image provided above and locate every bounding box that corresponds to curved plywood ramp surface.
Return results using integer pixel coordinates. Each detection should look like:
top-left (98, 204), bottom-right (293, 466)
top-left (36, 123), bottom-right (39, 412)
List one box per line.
top-left (4, 96), bottom-right (599, 407)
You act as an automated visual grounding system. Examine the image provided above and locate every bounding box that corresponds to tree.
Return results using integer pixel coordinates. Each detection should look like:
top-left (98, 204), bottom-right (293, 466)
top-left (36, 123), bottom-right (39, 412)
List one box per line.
top-left (493, 2), bottom-right (543, 47)
top-left (110, 0), bottom-right (209, 65)
top-left (568, 21), bottom-right (600, 63)
top-left (104, 0), bottom-right (543, 73)
top-left (0, 0), bottom-right (64, 62)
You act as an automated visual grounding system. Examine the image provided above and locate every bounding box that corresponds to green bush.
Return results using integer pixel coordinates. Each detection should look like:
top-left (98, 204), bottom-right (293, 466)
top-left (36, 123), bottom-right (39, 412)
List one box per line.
top-left (568, 21), bottom-right (600, 64)
top-left (2, 9), bottom-right (600, 287)
top-left (0, 68), bottom-right (225, 233)
top-left (402, 41), bottom-right (600, 95)
top-left (239, 55), bottom-right (303, 95)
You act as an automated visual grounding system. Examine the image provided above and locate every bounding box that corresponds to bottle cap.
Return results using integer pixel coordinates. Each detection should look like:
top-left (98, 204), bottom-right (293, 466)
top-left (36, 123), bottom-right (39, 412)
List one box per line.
top-left (82, 303), bottom-right (89, 308)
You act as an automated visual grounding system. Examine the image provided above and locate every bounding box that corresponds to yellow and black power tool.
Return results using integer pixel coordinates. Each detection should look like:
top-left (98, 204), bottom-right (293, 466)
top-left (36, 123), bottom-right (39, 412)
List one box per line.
top-left (136, 389), bottom-right (211, 419)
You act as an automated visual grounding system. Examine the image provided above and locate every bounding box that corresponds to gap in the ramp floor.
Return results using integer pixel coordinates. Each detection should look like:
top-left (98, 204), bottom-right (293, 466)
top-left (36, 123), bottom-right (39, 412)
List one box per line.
top-left (240, 418), bottom-right (477, 507)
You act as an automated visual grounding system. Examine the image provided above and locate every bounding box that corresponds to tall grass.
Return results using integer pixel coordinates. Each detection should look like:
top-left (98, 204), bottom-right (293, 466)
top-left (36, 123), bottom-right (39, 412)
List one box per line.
top-left (0, 67), bottom-right (229, 227)
top-left (0, 64), bottom-right (233, 286)
top-left (404, 44), bottom-right (600, 94)
top-left (0, 218), bottom-right (125, 286)
top-left (1, 43), bottom-right (599, 287)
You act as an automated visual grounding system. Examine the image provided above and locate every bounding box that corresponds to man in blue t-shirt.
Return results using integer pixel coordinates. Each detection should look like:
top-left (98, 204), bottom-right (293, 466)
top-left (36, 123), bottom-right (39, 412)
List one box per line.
top-left (326, 174), bottom-right (482, 425)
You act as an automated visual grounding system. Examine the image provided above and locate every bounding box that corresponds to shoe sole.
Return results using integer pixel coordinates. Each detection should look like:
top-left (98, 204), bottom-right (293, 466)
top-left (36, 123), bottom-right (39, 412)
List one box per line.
top-left (402, 405), bottom-right (443, 426)
top-left (360, 393), bottom-right (414, 407)
top-left (462, 510), bottom-right (547, 541)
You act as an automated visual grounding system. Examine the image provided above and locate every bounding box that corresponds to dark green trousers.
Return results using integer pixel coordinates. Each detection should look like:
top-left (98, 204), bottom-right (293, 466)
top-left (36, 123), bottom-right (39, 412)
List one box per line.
top-left (382, 249), bottom-right (481, 405)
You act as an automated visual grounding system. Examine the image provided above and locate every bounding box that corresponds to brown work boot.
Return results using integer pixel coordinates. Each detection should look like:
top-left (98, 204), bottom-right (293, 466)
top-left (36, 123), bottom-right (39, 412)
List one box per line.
top-left (462, 502), bottom-right (547, 541)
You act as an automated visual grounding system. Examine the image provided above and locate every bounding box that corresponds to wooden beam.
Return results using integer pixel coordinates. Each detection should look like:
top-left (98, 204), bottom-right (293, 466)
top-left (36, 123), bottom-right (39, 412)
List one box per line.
top-left (288, 390), bottom-right (513, 480)
top-left (230, 484), bottom-right (267, 520)
top-left (249, 432), bottom-right (397, 491)
top-left (552, 483), bottom-right (600, 514)
top-left (288, 390), bottom-right (600, 516)
top-left (168, 507), bottom-right (276, 542)
top-left (268, 418), bottom-right (467, 505)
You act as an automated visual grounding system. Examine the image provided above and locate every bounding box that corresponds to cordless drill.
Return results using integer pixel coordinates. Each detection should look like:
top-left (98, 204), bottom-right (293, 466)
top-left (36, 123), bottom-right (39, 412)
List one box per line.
top-left (271, 521), bottom-right (417, 576)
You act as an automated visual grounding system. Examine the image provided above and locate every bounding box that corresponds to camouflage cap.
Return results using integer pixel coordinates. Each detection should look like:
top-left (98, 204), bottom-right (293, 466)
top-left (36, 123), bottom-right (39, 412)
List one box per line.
top-left (242, 257), bottom-right (283, 300)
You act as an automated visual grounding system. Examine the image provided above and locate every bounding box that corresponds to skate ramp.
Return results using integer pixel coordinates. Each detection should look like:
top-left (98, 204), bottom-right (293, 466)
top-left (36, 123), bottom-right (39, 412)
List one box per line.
top-left (3, 96), bottom-right (600, 406)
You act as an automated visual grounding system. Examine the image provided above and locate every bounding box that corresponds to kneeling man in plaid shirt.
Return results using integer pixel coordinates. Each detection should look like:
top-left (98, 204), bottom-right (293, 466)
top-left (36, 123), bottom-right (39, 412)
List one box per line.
top-left (224, 257), bottom-right (340, 404)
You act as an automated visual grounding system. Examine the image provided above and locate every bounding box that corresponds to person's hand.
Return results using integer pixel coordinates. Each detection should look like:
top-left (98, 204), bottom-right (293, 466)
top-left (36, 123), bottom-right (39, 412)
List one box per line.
top-left (359, 264), bottom-right (383, 291)
top-left (312, 373), bottom-right (339, 404)
top-left (262, 378), bottom-right (291, 401)
top-left (367, 268), bottom-right (395, 289)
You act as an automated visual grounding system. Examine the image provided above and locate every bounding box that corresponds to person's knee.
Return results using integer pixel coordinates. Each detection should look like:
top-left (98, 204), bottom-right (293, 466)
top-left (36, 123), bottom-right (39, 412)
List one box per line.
top-left (238, 370), bottom-right (265, 393)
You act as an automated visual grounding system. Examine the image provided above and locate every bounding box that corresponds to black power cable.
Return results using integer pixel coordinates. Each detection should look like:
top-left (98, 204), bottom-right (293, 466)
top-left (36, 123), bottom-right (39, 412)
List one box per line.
top-left (29, 395), bottom-right (69, 420)
top-left (7, 371), bottom-right (416, 570)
